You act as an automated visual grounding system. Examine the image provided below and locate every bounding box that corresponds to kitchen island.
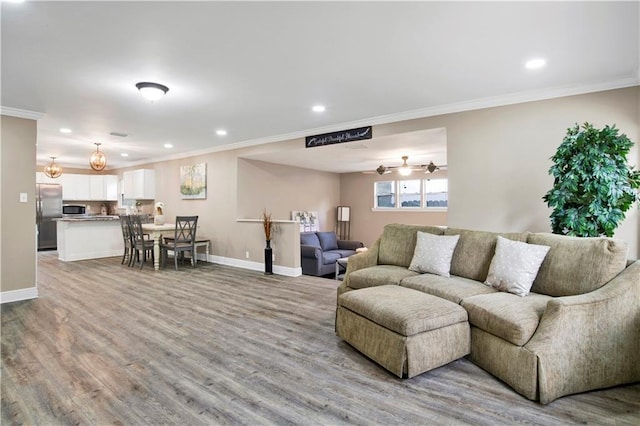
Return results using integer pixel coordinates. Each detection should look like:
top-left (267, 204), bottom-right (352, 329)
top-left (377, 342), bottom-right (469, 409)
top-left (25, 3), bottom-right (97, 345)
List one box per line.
top-left (56, 216), bottom-right (123, 261)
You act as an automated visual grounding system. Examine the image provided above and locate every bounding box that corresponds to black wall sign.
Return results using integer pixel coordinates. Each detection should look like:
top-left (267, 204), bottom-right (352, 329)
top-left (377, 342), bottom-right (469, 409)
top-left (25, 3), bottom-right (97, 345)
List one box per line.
top-left (305, 126), bottom-right (372, 148)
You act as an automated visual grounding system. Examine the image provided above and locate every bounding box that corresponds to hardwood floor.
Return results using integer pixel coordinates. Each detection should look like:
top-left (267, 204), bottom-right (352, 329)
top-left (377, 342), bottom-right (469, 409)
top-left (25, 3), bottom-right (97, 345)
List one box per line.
top-left (2, 252), bottom-right (639, 425)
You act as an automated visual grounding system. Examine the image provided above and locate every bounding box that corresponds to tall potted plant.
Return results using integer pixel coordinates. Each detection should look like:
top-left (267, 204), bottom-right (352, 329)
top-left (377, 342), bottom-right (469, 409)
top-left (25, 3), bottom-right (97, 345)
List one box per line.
top-left (543, 122), bottom-right (640, 237)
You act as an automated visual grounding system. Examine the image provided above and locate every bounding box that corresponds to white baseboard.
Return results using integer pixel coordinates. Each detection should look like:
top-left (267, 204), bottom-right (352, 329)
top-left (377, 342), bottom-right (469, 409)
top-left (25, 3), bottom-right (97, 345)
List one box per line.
top-left (1, 286), bottom-right (38, 304)
top-left (210, 255), bottom-right (302, 277)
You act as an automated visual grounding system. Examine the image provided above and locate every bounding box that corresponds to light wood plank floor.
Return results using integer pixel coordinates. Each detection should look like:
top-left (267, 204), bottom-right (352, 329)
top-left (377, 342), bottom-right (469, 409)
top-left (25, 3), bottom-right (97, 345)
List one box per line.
top-left (2, 252), bottom-right (639, 425)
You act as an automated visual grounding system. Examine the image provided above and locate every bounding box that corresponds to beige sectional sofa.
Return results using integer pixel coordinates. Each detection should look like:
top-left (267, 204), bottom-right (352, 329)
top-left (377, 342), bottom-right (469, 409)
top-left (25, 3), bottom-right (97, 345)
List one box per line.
top-left (336, 223), bottom-right (640, 404)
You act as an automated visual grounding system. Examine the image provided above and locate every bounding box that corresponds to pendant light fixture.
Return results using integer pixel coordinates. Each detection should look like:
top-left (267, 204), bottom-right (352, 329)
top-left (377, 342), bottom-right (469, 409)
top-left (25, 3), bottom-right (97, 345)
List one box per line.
top-left (135, 82), bottom-right (169, 102)
top-left (43, 156), bottom-right (62, 178)
top-left (89, 142), bottom-right (107, 171)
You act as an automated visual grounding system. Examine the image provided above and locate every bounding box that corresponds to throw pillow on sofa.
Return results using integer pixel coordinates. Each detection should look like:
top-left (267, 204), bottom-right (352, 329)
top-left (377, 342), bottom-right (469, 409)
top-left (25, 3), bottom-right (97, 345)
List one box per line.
top-left (485, 236), bottom-right (550, 297)
top-left (317, 231), bottom-right (339, 251)
top-left (300, 232), bottom-right (321, 247)
top-left (409, 232), bottom-right (460, 277)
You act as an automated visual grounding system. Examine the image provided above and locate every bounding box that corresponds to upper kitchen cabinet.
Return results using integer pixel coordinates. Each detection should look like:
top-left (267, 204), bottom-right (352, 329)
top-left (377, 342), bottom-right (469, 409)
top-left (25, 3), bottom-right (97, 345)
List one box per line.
top-left (123, 169), bottom-right (155, 200)
top-left (90, 175), bottom-right (119, 201)
top-left (41, 173), bottom-right (118, 201)
top-left (61, 174), bottom-right (90, 200)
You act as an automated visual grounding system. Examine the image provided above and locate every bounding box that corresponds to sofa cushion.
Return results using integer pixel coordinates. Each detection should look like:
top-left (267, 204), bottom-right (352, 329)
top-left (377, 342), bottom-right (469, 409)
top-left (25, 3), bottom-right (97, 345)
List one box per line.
top-left (331, 249), bottom-right (357, 259)
top-left (317, 231), bottom-right (339, 251)
top-left (527, 233), bottom-right (629, 296)
top-left (485, 237), bottom-right (550, 297)
top-left (400, 274), bottom-right (498, 305)
top-left (461, 292), bottom-right (552, 346)
top-left (347, 265), bottom-right (420, 289)
top-left (378, 224), bottom-right (444, 267)
top-left (322, 251), bottom-right (342, 265)
top-left (300, 232), bottom-right (321, 248)
top-left (409, 232), bottom-right (460, 277)
top-left (444, 228), bottom-right (529, 281)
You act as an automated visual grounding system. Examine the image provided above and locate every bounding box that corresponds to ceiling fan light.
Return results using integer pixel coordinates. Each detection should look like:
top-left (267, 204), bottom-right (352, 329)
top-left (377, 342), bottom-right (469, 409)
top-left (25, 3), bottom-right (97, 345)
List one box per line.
top-left (398, 155), bottom-right (412, 176)
top-left (44, 157), bottom-right (62, 178)
top-left (398, 166), bottom-right (412, 176)
top-left (89, 143), bottom-right (107, 171)
top-left (135, 82), bottom-right (169, 102)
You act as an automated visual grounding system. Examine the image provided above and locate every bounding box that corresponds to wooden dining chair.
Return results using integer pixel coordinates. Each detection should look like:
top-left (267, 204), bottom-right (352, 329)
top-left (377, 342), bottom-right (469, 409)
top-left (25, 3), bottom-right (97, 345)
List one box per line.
top-left (160, 216), bottom-right (198, 270)
top-left (130, 215), bottom-right (155, 269)
top-left (119, 215), bottom-right (135, 266)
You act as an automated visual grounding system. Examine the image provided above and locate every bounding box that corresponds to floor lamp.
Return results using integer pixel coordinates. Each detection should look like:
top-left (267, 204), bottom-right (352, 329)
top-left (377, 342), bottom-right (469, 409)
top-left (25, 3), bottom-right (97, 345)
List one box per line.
top-left (336, 206), bottom-right (351, 240)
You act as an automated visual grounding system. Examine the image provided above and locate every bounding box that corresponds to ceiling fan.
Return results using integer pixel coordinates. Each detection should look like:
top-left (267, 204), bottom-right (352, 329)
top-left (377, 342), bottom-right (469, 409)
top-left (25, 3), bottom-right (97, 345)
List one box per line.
top-left (363, 156), bottom-right (447, 175)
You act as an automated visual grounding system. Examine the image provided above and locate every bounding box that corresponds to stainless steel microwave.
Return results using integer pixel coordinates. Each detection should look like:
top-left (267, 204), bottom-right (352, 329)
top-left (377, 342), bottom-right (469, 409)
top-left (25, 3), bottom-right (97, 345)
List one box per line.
top-left (62, 204), bottom-right (87, 216)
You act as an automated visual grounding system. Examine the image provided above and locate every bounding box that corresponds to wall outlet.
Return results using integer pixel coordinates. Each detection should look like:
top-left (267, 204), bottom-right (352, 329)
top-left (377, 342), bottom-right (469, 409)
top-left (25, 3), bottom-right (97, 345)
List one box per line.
top-left (245, 251), bottom-right (250, 259)
top-left (272, 253), bottom-right (275, 261)
top-left (19, 193), bottom-right (28, 203)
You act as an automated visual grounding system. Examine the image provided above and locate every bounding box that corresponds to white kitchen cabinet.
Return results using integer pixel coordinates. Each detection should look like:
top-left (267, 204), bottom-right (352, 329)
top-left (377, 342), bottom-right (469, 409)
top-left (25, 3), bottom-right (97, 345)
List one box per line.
top-left (90, 175), bottom-right (105, 200)
top-left (60, 173), bottom-right (119, 201)
top-left (123, 169), bottom-right (155, 199)
top-left (105, 175), bottom-right (118, 201)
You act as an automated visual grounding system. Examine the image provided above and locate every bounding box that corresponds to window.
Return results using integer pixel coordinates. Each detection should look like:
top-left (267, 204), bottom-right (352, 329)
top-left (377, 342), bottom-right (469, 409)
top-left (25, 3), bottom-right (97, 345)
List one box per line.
top-left (375, 181), bottom-right (395, 208)
top-left (399, 180), bottom-right (421, 208)
top-left (424, 179), bottom-right (448, 208)
top-left (373, 179), bottom-right (448, 210)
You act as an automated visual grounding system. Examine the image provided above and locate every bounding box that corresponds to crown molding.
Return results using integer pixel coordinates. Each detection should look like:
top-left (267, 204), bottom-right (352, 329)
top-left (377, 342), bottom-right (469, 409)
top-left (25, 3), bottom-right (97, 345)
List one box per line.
top-left (0, 106), bottom-right (45, 120)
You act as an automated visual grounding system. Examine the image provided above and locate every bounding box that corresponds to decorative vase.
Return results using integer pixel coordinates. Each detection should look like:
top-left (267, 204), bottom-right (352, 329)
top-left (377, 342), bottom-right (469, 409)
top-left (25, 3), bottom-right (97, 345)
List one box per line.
top-left (264, 240), bottom-right (273, 275)
top-left (154, 215), bottom-right (165, 225)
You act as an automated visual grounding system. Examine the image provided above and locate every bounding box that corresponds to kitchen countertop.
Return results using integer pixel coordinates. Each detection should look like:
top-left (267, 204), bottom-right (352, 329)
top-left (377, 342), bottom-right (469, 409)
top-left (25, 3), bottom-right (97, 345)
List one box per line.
top-left (55, 216), bottom-right (121, 221)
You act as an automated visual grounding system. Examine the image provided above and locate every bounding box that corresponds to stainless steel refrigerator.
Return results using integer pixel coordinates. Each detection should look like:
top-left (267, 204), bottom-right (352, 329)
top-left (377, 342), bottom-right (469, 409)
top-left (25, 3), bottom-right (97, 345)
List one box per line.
top-left (36, 183), bottom-right (62, 250)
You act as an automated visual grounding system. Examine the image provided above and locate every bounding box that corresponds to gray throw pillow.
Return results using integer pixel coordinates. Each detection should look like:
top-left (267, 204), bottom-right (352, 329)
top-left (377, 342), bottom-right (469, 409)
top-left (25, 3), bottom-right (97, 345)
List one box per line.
top-left (485, 236), bottom-right (550, 297)
top-left (408, 232), bottom-right (460, 277)
top-left (300, 232), bottom-right (321, 248)
top-left (317, 232), bottom-right (339, 251)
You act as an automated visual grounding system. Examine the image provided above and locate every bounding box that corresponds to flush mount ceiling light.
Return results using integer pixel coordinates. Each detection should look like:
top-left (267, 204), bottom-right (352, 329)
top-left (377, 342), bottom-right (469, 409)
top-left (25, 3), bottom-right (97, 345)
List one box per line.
top-left (44, 156), bottom-right (62, 178)
top-left (398, 156), bottom-right (412, 176)
top-left (312, 105), bottom-right (326, 113)
top-left (135, 82), bottom-right (169, 102)
top-left (59, 128), bottom-right (72, 134)
top-left (164, 143), bottom-right (173, 148)
top-left (216, 129), bottom-right (227, 136)
top-left (89, 142), bottom-right (107, 171)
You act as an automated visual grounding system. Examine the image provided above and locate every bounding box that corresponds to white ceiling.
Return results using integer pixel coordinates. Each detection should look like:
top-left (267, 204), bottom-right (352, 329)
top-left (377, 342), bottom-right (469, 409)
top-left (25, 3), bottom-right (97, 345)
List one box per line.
top-left (2, 1), bottom-right (638, 173)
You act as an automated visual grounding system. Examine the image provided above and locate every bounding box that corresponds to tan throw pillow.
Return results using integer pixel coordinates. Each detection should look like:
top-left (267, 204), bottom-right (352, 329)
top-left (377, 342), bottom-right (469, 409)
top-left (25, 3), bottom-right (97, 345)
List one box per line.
top-left (485, 236), bottom-right (550, 297)
top-left (409, 232), bottom-right (460, 277)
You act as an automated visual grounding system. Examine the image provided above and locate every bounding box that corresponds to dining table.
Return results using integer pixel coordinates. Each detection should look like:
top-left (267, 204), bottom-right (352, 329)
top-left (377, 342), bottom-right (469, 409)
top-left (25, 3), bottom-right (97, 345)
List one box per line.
top-left (141, 223), bottom-right (175, 271)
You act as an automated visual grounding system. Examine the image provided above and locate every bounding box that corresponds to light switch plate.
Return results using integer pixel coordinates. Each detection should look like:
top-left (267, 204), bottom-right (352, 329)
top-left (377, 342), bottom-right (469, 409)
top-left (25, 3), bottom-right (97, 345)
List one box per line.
top-left (19, 192), bottom-right (28, 203)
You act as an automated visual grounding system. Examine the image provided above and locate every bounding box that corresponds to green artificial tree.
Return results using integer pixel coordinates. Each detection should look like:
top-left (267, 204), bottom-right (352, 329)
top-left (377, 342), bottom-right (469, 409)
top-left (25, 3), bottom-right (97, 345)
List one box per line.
top-left (543, 122), bottom-right (640, 237)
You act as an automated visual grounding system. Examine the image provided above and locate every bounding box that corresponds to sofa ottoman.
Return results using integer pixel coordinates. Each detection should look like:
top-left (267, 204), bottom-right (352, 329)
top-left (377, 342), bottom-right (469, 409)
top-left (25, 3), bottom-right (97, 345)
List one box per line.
top-left (336, 285), bottom-right (470, 378)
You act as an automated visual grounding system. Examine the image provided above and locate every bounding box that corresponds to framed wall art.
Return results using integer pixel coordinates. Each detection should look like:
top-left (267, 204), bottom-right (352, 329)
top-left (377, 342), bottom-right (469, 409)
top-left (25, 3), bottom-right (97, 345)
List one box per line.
top-left (180, 163), bottom-right (207, 199)
top-left (291, 210), bottom-right (319, 232)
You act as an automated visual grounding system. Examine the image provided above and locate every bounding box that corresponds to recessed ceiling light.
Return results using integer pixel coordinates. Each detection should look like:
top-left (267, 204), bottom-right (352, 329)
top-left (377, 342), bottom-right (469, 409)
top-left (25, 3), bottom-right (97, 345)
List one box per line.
top-left (120, 153), bottom-right (129, 157)
top-left (312, 105), bottom-right (326, 113)
top-left (525, 58), bottom-right (546, 69)
top-left (59, 128), bottom-right (72, 134)
top-left (216, 129), bottom-right (227, 136)
top-left (164, 143), bottom-right (173, 149)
